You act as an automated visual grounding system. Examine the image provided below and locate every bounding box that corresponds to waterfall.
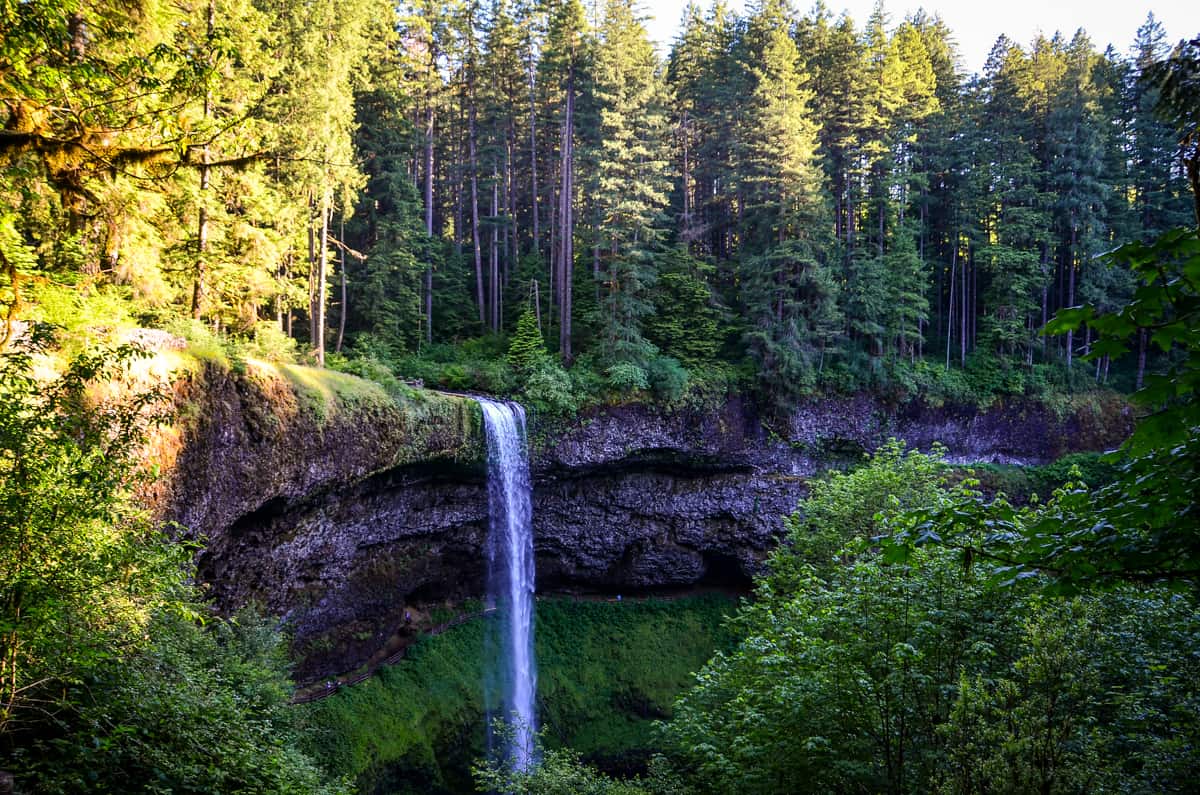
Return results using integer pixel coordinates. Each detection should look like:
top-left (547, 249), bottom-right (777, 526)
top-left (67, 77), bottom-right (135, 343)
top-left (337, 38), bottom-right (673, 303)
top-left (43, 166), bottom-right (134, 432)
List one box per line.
top-left (478, 398), bottom-right (537, 770)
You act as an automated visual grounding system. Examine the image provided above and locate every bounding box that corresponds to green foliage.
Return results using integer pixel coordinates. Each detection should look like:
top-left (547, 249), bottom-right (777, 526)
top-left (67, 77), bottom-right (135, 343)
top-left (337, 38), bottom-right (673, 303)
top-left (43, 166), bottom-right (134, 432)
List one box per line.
top-left (605, 361), bottom-right (649, 394)
top-left (167, 318), bottom-right (238, 369)
top-left (664, 548), bottom-right (1019, 794)
top-left (887, 228), bottom-right (1200, 591)
top-left (393, 338), bottom-right (516, 395)
top-left (521, 359), bottom-right (578, 417)
top-left (962, 452), bottom-right (1119, 504)
top-left (780, 440), bottom-right (947, 569)
top-left (937, 593), bottom-right (1200, 794)
top-left (740, 240), bottom-right (841, 403)
top-left (536, 596), bottom-right (737, 763)
top-left (643, 253), bottom-right (724, 367)
top-left (301, 612), bottom-right (491, 794)
top-left (247, 320), bottom-right (299, 363)
top-left (326, 352), bottom-right (414, 399)
top-left (0, 328), bottom-right (182, 734)
top-left (0, 331), bottom-right (344, 792)
top-left (473, 729), bottom-right (654, 795)
top-left (644, 355), bottom-right (689, 403)
top-left (21, 608), bottom-right (349, 795)
top-left (661, 446), bottom-right (1200, 795)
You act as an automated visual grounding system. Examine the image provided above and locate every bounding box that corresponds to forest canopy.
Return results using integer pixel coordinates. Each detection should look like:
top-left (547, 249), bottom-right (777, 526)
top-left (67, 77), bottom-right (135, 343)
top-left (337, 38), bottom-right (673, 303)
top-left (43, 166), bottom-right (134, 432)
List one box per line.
top-left (2, 0), bottom-right (1196, 409)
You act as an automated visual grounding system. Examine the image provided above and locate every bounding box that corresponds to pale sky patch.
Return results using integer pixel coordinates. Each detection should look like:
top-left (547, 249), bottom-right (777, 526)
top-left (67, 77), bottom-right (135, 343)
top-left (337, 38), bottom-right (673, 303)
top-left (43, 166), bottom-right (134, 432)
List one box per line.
top-left (639, 0), bottom-right (1198, 73)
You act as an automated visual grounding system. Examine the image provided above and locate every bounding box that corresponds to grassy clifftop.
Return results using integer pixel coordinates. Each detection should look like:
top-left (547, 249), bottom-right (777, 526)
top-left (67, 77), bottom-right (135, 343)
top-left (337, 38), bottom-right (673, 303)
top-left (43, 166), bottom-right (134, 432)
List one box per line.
top-left (136, 340), bottom-right (484, 541)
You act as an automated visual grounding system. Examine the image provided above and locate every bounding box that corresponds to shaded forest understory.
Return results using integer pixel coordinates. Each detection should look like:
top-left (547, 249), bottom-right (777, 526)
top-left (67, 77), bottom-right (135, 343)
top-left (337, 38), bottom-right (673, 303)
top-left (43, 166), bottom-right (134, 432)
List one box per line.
top-left (2, 0), bottom-right (1200, 793)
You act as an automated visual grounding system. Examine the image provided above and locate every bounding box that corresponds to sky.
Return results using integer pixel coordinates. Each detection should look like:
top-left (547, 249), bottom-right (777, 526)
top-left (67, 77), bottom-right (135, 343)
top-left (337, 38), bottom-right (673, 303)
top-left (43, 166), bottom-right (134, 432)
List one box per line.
top-left (640, 0), bottom-right (1198, 74)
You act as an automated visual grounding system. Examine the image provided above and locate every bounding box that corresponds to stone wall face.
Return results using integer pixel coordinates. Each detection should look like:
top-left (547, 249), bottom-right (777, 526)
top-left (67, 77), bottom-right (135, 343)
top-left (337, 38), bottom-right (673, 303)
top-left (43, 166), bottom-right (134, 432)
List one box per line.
top-left (159, 374), bottom-right (1132, 680)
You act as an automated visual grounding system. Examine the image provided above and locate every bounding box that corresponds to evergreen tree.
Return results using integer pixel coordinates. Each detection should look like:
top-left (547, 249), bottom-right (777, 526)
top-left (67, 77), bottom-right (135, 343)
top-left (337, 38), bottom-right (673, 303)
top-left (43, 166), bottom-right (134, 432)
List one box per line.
top-left (507, 305), bottom-right (548, 372)
top-left (972, 36), bottom-right (1051, 364)
top-left (732, 0), bottom-right (833, 395)
top-left (667, 0), bottom-right (741, 262)
top-left (590, 0), bottom-right (672, 364)
top-left (346, 83), bottom-right (434, 354)
top-left (1048, 31), bottom-right (1108, 371)
top-left (539, 0), bottom-right (590, 361)
top-left (644, 250), bottom-right (725, 366)
top-left (1128, 14), bottom-right (1194, 237)
top-left (734, 0), bottom-right (824, 251)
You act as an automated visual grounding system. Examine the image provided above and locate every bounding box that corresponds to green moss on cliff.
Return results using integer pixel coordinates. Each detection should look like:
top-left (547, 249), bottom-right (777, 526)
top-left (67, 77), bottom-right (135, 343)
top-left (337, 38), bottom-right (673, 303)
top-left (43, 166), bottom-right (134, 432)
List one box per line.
top-left (383, 386), bottom-right (483, 468)
top-left (275, 363), bottom-right (394, 423)
top-left (174, 353), bottom-right (482, 463)
top-left (954, 451), bottom-right (1120, 504)
top-left (300, 594), bottom-right (738, 794)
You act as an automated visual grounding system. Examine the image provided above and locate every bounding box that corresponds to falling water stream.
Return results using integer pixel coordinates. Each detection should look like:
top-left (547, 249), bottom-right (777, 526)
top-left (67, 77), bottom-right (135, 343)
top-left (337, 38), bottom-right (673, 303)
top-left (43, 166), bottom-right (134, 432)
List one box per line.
top-left (478, 398), bottom-right (537, 770)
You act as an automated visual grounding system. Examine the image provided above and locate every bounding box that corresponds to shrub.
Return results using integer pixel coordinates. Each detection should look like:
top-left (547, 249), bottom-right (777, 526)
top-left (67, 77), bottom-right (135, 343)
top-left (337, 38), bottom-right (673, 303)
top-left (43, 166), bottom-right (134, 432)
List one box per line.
top-left (522, 359), bottom-right (577, 416)
top-left (605, 362), bottom-right (648, 394)
top-left (247, 320), bottom-right (298, 363)
top-left (645, 355), bottom-right (689, 403)
top-left (327, 354), bottom-right (411, 398)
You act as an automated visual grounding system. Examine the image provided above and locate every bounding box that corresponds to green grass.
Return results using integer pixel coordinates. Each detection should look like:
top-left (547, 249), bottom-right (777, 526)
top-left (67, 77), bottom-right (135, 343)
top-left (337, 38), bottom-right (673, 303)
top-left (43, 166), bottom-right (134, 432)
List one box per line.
top-left (299, 594), bottom-right (739, 794)
top-left (276, 362), bottom-right (394, 423)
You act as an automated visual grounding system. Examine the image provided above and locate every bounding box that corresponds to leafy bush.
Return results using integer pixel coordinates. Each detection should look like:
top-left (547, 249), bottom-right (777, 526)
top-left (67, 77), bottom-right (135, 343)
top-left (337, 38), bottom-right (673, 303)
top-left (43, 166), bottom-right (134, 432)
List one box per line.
top-left (521, 359), bottom-right (577, 416)
top-left (167, 317), bottom-right (235, 368)
top-left (22, 609), bottom-right (349, 795)
top-left (605, 362), bottom-right (649, 394)
top-left (663, 446), bottom-right (1200, 795)
top-left (473, 729), bottom-right (655, 795)
top-left (963, 452), bottom-right (1119, 504)
top-left (246, 320), bottom-right (299, 363)
top-left (0, 332), bottom-right (344, 793)
top-left (389, 337), bottom-right (516, 394)
top-left (779, 439), bottom-right (947, 571)
top-left (327, 353), bottom-right (412, 398)
top-left (0, 330), bottom-right (181, 735)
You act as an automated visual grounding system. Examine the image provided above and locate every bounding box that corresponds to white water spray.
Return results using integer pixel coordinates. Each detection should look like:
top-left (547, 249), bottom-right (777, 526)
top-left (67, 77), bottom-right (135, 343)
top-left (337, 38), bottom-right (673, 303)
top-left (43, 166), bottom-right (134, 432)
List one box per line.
top-left (478, 398), bottom-right (537, 770)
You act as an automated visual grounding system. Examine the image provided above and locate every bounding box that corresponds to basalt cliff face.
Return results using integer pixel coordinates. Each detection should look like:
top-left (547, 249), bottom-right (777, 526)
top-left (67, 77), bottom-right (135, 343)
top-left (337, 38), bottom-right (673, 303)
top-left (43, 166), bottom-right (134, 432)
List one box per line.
top-left (153, 367), bottom-right (1132, 681)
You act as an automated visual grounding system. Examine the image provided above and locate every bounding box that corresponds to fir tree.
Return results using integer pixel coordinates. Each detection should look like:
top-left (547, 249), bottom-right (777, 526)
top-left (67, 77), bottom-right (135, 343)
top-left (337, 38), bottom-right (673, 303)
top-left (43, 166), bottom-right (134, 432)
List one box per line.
top-left (507, 305), bottom-right (548, 372)
top-left (590, 0), bottom-right (672, 364)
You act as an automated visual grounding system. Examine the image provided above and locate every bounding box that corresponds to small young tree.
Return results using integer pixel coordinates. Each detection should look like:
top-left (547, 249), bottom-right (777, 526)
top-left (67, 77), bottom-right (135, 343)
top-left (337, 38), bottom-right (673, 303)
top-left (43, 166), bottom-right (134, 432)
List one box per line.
top-left (507, 306), bottom-right (548, 374)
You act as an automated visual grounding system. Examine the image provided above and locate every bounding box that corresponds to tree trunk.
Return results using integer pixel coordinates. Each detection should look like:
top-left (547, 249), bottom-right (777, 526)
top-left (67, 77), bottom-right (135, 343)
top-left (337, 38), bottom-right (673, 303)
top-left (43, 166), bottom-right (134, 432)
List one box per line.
top-left (424, 98), bottom-right (435, 344)
top-left (1187, 151), bottom-right (1200, 228)
top-left (1066, 224), bottom-right (1077, 371)
top-left (681, 112), bottom-right (692, 243)
top-left (469, 77), bottom-right (485, 329)
top-left (1136, 328), bottom-right (1147, 390)
top-left (558, 66), bottom-right (575, 362)
top-left (308, 193), bottom-right (317, 344)
top-left (315, 194), bottom-right (329, 367)
top-left (960, 248), bottom-right (967, 367)
top-left (491, 173), bottom-right (500, 332)
top-left (193, 155), bottom-right (209, 320)
top-left (336, 216), bottom-right (346, 354)
top-left (527, 45), bottom-right (540, 257)
top-left (191, 0), bottom-right (216, 321)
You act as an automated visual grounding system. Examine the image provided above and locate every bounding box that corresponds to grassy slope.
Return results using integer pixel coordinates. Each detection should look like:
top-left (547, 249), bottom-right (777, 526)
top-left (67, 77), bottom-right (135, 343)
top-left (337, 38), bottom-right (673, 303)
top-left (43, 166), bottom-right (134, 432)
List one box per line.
top-left (300, 594), bottom-right (739, 794)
